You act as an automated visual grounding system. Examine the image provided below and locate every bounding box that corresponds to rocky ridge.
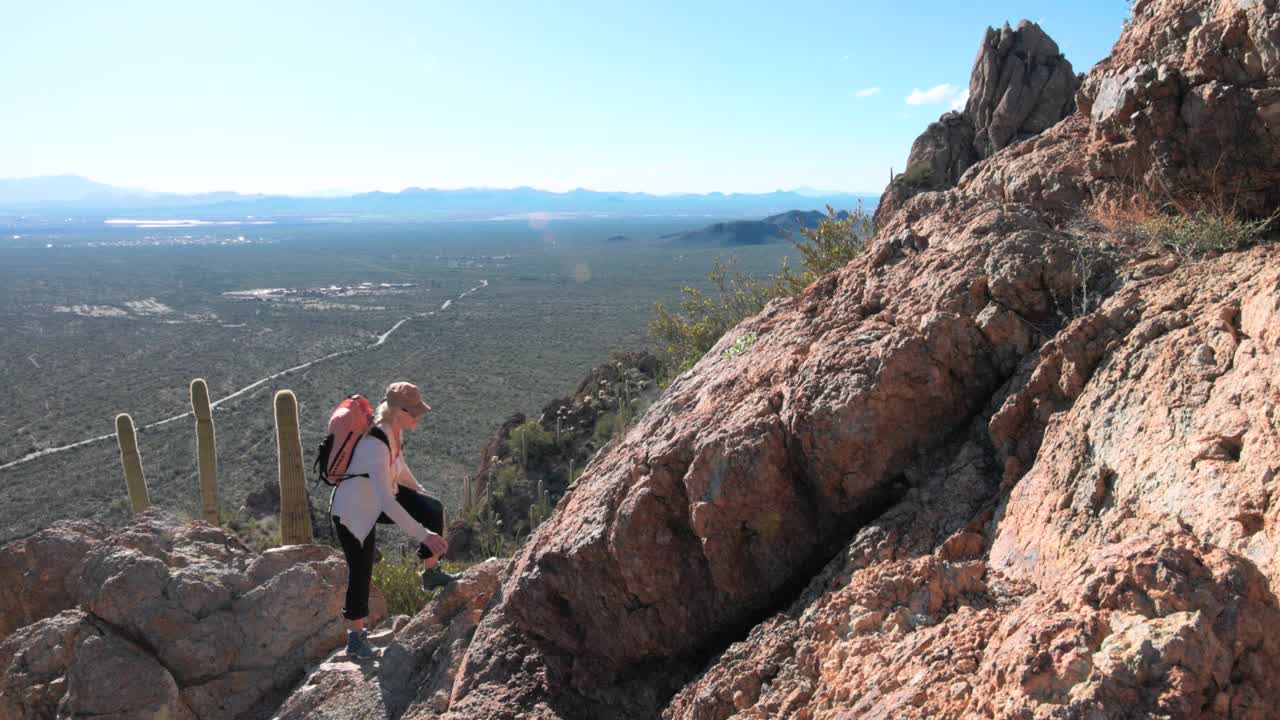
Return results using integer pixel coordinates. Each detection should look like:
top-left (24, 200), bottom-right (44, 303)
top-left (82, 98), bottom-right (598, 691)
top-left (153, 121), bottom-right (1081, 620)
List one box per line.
top-left (439, 2), bottom-right (1280, 718)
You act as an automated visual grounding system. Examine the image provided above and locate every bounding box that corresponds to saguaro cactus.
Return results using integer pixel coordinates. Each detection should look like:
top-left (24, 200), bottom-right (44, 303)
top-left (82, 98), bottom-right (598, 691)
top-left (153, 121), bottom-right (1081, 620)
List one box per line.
top-left (115, 413), bottom-right (149, 514)
top-left (274, 390), bottom-right (312, 545)
top-left (190, 379), bottom-right (220, 526)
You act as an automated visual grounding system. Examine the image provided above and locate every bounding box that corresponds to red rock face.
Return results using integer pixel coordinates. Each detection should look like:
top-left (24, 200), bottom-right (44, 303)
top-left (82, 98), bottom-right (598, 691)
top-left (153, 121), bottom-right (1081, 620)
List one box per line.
top-left (437, 2), bottom-right (1280, 718)
top-left (0, 519), bottom-right (109, 640)
top-left (991, 251), bottom-right (1280, 589)
top-left (1081, 0), bottom-right (1280, 216)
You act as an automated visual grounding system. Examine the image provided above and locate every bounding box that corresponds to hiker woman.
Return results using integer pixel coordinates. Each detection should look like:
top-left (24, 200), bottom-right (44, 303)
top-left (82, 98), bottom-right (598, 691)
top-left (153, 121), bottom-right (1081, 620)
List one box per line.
top-left (331, 381), bottom-right (456, 658)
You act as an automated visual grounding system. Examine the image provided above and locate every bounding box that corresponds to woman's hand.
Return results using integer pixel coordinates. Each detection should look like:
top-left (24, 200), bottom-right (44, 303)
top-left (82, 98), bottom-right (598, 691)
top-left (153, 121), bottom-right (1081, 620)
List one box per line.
top-left (422, 532), bottom-right (448, 560)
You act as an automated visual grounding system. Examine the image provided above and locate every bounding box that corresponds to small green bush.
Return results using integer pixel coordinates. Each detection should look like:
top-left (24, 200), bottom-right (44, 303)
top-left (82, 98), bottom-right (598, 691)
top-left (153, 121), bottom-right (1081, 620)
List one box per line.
top-left (508, 419), bottom-right (552, 460)
top-left (786, 205), bottom-right (871, 288)
top-left (723, 332), bottom-right (758, 358)
top-left (222, 509), bottom-right (278, 553)
top-left (1135, 210), bottom-right (1275, 259)
top-left (650, 205), bottom-right (870, 375)
top-left (491, 463), bottom-right (526, 499)
top-left (372, 553), bottom-right (476, 618)
top-left (594, 412), bottom-right (623, 443)
top-left (649, 256), bottom-right (792, 375)
top-left (899, 162), bottom-right (935, 189)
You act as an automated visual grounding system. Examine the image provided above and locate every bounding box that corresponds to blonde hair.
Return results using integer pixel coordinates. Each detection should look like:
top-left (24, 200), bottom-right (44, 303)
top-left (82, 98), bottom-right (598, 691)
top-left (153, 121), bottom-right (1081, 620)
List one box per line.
top-left (374, 401), bottom-right (403, 426)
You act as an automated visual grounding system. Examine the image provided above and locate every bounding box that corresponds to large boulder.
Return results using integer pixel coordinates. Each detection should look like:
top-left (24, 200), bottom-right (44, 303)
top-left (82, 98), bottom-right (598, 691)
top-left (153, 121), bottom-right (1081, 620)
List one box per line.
top-left (0, 511), bottom-right (383, 720)
top-left (661, 242), bottom-right (1280, 719)
top-left (989, 247), bottom-right (1280, 590)
top-left (0, 520), bottom-right (109, 641)
top-left (439, 193), bottom-right (1105, 719)
top-left (0, 610), bottom-right (96, 720)
top-left (1075, 0), bottom-right (1280, 217)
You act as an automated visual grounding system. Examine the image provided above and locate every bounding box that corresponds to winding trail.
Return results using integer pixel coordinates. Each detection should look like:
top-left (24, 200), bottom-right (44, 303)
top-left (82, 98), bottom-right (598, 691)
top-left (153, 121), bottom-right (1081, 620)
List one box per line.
top-left (0, 279), bottom-right (489, 473)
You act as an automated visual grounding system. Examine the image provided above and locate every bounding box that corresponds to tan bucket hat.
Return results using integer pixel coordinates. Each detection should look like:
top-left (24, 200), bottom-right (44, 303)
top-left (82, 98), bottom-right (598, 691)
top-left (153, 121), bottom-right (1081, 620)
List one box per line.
top-left (385, 381), bottom-right (431, 417)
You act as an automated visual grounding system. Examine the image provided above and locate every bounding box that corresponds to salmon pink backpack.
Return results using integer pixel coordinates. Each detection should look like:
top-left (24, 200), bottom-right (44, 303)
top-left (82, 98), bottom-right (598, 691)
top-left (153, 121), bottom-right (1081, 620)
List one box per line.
top-left (313, 395), bottom-right (375, 486)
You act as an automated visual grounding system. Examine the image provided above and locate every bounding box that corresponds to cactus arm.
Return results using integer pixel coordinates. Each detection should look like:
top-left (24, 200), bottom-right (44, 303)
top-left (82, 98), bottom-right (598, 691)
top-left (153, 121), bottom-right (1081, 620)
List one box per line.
top-left (115, 413), bottom-right (150, 514)
top-left (274, 390), bottom-right (313, 545)
top-left (190, 379), bottom-right (220, 526)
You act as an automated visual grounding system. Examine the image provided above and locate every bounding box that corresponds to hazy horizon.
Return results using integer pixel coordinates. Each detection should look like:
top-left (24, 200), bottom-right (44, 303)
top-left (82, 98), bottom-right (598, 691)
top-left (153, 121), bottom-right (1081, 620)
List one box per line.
top-left (3, 2), bottom-right (1130, 196)
top-left (0, 172), bottom-right (878, 199)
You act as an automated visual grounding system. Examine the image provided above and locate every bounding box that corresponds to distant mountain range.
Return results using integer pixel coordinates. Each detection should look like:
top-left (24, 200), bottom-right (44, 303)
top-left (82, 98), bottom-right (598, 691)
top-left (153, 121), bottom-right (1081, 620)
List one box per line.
top-left (0, 175), bottom-right (875, 221)
top-left (661, 209), bottom-right (853, 246)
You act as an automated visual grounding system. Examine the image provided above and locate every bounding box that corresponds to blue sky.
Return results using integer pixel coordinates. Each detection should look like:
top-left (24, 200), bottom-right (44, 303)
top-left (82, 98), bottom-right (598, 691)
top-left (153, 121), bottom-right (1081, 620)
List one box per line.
top-left (1, 1), bottom-right (1130, 195)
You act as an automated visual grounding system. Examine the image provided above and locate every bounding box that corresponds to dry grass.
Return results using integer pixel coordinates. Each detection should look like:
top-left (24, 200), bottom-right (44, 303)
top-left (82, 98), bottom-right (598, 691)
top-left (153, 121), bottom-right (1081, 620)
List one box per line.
top-left (1085, 192), bottom-right (1163, 239)
top-left (1085, 187), bottom-right (1276, 259)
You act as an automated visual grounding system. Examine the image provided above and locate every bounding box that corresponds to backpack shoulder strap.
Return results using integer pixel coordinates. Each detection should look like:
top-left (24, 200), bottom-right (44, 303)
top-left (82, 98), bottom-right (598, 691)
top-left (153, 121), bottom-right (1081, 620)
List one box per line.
top-left (367, 427), bottom-right (400, 464)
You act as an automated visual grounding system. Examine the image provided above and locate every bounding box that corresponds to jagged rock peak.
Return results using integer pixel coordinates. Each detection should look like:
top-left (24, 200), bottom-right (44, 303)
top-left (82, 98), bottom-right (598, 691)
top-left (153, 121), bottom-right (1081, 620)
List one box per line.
top-left (877, 19), bottom-right (1079, 227)
top-left (967, 20), bottom-right (1079, 157)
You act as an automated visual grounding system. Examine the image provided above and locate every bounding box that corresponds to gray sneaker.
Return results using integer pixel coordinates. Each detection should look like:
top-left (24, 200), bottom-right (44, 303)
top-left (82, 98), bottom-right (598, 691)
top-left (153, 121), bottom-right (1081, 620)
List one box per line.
top-left (421, 565), bottom-right (458, 591)
top-left (345, 629), bottom-right (376, 659)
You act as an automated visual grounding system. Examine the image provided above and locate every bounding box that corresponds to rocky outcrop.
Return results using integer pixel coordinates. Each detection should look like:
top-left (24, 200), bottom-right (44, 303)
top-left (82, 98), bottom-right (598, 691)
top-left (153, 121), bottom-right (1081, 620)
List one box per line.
top-left (1077, 0), bottom-right (1280, 215)
top-left (0, 511), bottom-right (384, 719)
top-left (959, 0), bottom-right (1280, 220)
top-left (969, 21), bottom-right (1080, 158)
top-left (989, 248), bottom-right (1280, 589)
top-left (661, 244), bottom-right (1280, 719)
top-left (876, 20), bottom-right (1080, 227)
top-left (436, 2), bottom-right (1280, 718)
top-left (442, 198), bottom-right (1103, 718)
top-left (0, 520), bottom-right (109, 640)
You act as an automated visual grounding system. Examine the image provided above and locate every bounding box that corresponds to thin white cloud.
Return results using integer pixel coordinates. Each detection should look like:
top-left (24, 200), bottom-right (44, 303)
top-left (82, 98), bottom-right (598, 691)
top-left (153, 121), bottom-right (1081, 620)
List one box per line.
top-left (855, 87), bottom-right (881, 98)
top-left (905, 83), bottom-right (965, 106)
top-left (950, 89), bottom-right (970, 111)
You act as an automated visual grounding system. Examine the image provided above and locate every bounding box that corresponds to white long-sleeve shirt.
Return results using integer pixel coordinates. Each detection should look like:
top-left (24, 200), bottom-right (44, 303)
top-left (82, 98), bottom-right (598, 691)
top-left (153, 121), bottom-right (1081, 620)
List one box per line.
top-left (330, 432), bottom-right (431, 544)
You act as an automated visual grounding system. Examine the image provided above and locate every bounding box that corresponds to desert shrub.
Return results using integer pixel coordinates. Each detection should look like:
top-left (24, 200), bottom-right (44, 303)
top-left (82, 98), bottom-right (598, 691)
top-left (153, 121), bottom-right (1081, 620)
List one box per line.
top-left (785, 205), bottom-right (871, 291)
top-left (899, 162), bottom-right (935, 188)
top-left (594, 412), bottom-right (623, 443)
top-left (508, 419), bottom-right (552, 460)
top-left (222, 509), bottom-right (279, 553)
top-left (650, 256), bottom-right (791, 375)
top-left (650, 206), bottom-right (870, 375)
top-left (1085, 192), bottom-right (1162, 239)
top-left (1134, 210), bottom-right (1274, 258)
top-left (372, 552), bottom-right (475, 618)
top-left (490, 463), bottom-right (526, 499)
top-left (1087, 183), bottom-right (1276, 259)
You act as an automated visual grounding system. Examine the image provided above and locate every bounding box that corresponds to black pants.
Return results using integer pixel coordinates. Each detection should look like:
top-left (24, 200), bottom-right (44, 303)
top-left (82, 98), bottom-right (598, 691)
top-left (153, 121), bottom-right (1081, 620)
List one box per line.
top-left (334, 486), bottom-right (445, 621)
